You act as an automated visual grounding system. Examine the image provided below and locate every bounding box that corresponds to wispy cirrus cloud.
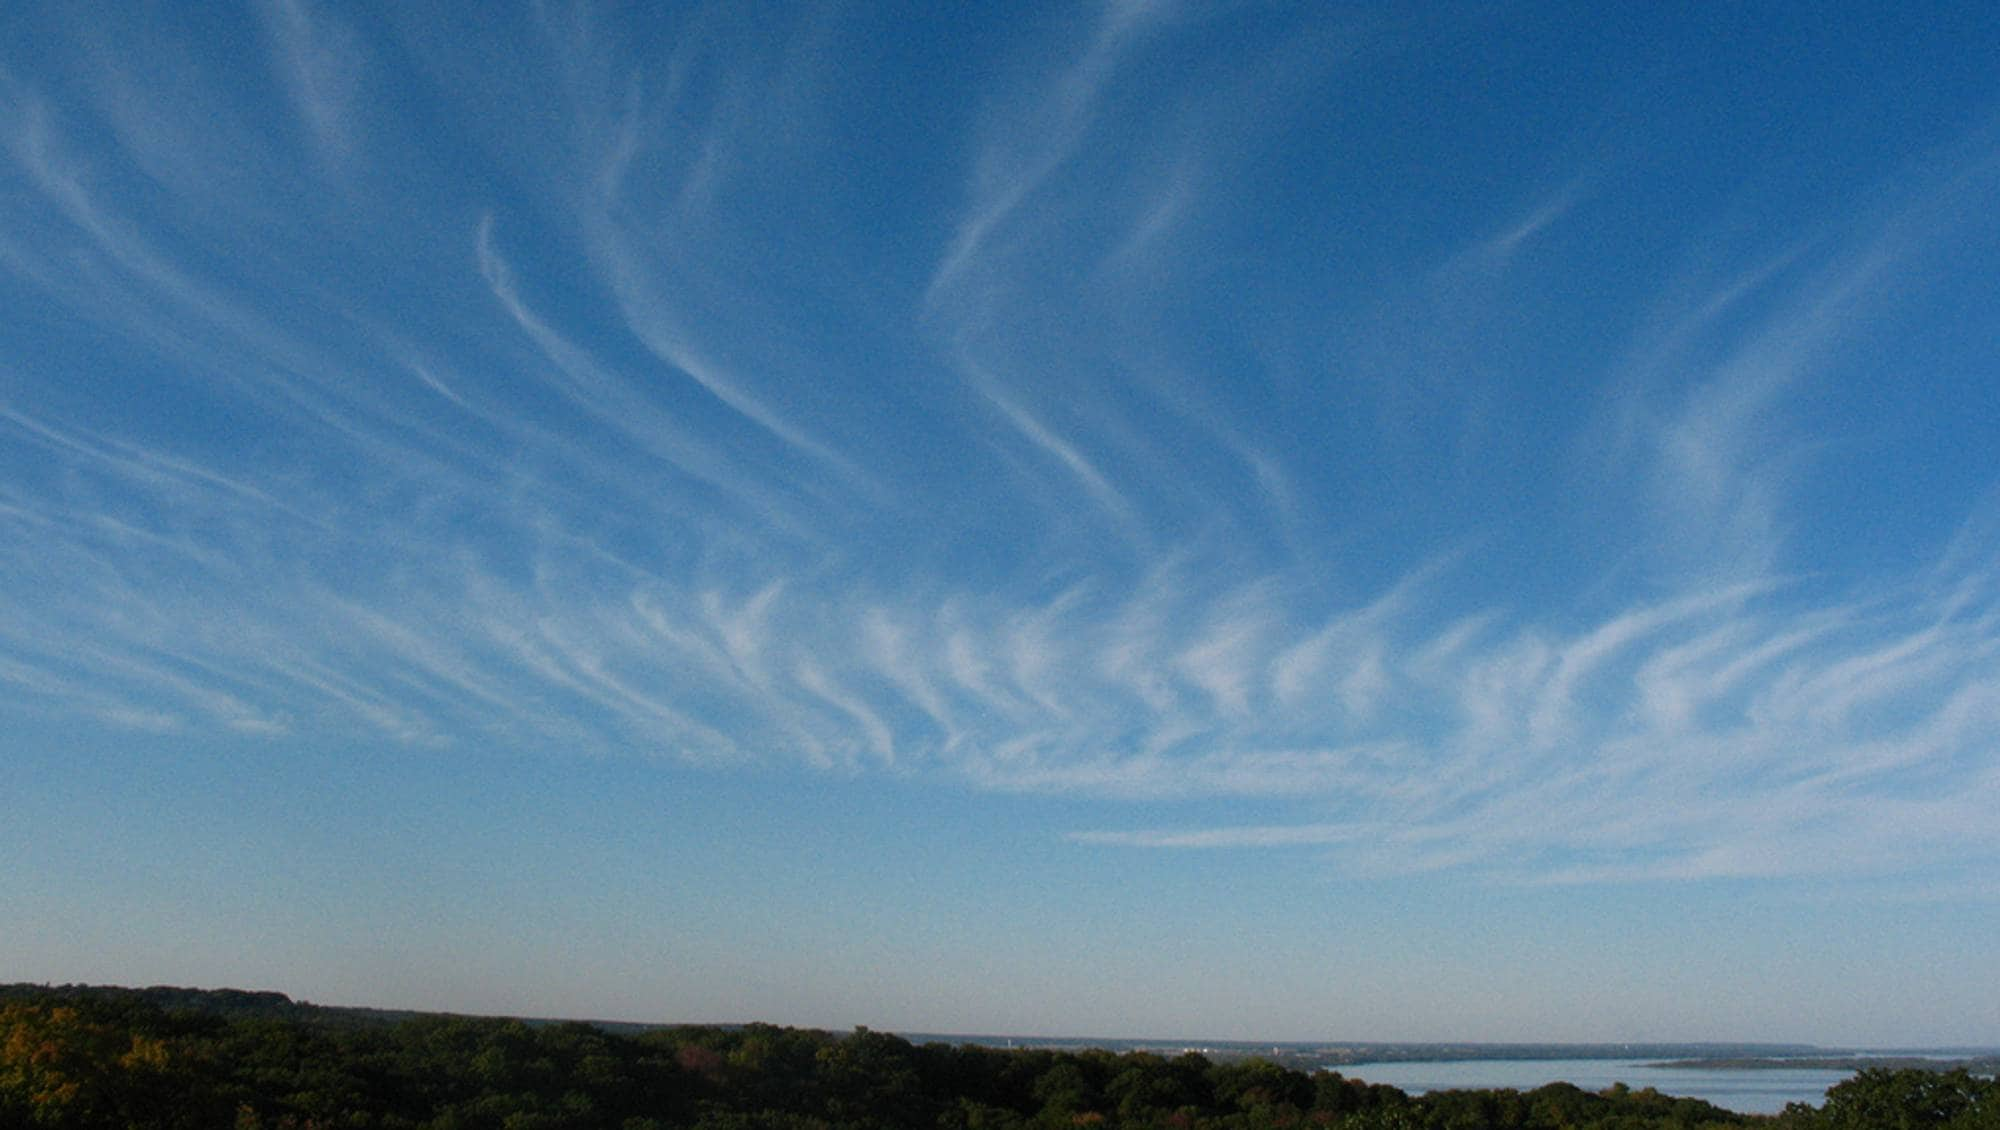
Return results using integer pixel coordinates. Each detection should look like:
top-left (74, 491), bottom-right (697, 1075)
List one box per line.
top-left (1070, 565), bottom-right (2000, 882)
top-left (925, 2), bottom-right (1171, 308)
top-left (1587, 118), bottom-right (2000, 589)
top-left (3, 2), bottom-right (1999, 903)
top-left (257, 0), bottom-right (364, 169)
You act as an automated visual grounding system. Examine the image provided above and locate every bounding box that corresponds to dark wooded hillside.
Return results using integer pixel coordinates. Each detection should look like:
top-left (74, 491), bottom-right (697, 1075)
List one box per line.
top-left (2, 985), bottom-right (1994, 1129)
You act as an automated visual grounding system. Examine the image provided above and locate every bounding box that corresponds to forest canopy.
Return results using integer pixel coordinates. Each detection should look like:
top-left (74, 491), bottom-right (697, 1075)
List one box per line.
top-left (1, 985), bottom-right (1994, 1130)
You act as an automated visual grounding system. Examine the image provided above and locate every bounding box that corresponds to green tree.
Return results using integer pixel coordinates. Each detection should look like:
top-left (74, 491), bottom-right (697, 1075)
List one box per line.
top-left (1819, 1068), bottom-right (1995, 1130)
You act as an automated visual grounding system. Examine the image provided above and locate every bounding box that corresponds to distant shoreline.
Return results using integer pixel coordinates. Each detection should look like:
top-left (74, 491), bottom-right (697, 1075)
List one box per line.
top-left (10, 981), bottom-right (1997, 1078)
top-left (1646, 1056), bottom-right (2000, 1074)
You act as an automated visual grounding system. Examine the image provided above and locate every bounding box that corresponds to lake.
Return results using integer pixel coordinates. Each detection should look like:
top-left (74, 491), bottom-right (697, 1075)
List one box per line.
top-left (1332, 1058), bottom-right (1856, 1115)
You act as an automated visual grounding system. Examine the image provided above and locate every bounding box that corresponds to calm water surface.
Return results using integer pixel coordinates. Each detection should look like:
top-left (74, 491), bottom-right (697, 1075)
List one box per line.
top-left (1334, 1058), bottom-right (1855, 1116)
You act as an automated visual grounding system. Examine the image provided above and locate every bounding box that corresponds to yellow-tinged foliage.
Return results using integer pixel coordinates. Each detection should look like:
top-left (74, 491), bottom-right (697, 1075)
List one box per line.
top-left (0, 1002), bottom-right (176, 1126)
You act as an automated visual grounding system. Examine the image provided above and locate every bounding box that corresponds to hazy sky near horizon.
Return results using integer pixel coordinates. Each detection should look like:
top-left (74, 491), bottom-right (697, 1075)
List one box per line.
top-left (5, 2), bottom-right (2000, 1047)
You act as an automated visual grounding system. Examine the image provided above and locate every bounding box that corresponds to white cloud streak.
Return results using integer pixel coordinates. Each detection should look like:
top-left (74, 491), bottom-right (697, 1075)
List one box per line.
top-left (258, 0), bottom-right (363, 168)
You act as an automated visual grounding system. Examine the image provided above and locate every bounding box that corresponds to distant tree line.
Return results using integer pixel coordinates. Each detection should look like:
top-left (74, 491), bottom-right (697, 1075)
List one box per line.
top-left (1, 985), bottom-right (1994, 1130)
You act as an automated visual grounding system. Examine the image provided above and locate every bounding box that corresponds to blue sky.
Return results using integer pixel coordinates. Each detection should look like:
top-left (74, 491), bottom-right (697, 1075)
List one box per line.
top-left (4, 2), bottom-right (2000, 1046)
